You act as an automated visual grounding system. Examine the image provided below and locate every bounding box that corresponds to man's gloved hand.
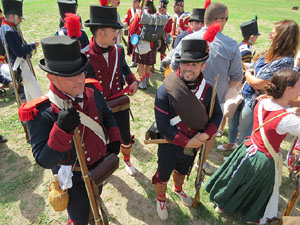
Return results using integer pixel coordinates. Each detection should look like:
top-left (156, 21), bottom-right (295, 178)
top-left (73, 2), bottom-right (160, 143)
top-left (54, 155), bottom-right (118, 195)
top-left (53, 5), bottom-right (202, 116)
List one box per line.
top-left (56, 108), bottom-right (80, 133)
top-left (107, 141), bottom-right (121, 155)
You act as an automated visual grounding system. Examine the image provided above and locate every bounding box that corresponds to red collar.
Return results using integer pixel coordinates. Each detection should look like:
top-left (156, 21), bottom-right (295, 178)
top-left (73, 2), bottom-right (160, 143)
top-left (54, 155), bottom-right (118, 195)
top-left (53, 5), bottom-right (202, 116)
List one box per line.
top-left (89, 36), bottom-right (114, 55)
top-left (49, 82), bottom-right (87, 113)
top-left (2, 20), bottom-right (16, 27)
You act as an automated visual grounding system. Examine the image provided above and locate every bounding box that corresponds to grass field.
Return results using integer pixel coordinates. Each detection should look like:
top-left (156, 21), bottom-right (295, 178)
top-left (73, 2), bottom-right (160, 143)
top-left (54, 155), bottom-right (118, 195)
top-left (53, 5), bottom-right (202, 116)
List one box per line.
top-left (0, 0), bottom-right (300, 224)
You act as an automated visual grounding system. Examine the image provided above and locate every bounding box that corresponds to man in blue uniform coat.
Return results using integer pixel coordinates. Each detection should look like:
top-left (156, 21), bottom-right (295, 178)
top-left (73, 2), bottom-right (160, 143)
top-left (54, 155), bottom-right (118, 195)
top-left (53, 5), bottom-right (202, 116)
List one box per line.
top-left (55, 0), bottom-right (89, 49)
top-left (0, 0), bottom-right (41, 100)
top-left (19, 36), bottom-right (122, 225)
top-left (152, 39), bottom-right (223, 220)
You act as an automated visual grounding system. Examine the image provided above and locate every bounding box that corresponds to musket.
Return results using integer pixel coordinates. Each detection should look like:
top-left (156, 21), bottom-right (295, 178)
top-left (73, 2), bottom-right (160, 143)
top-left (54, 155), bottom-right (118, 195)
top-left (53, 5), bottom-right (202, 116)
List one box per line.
top-left (192, 74), bottom-right (219, 208)
top-left (144, 139), bottom-right (169, 144)
top-left (171, 16), bottom-right (177, 48)
top-left (63, 100), bottom-right (106, 225)
top-left (1, 29), bottom-right (30, 142)
top-left (122, 35), bottom-right (128, 46)
top-left (16, 25), bottom-right (36, 78)
top-left (278, 174), bottom-right (300, 225)
top-left (140, 0), bottom-right (147, 9)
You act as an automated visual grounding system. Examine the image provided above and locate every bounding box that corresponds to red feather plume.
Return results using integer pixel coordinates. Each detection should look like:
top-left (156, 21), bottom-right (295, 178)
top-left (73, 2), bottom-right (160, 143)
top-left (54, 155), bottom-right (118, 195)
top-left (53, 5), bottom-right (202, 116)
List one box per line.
top-left (65, 13), bottom-right (82, 38)
top-left (99, 0), bottom-right (109, 5)
top-left (204, 0), bottom-right (211, 9)
top-left (203, 22), bottom-right (220, 43)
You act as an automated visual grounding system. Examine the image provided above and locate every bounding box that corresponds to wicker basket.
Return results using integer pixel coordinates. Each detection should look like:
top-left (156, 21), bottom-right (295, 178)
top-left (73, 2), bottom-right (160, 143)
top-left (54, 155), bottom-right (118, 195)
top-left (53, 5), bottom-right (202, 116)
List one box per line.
top-left (48, 175), bottom-right (69, 212)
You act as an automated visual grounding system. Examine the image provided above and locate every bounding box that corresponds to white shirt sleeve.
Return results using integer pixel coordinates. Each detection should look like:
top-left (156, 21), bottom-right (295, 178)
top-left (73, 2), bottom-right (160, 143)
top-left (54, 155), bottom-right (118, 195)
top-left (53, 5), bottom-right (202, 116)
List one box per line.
top-left (276, 112), bottom-right (300, 136)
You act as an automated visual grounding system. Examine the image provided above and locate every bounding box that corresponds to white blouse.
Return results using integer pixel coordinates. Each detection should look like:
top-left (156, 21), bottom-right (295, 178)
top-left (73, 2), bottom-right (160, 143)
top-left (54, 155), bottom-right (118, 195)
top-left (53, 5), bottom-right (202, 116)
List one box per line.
top-left (262, 98), bottom-right (300, 136)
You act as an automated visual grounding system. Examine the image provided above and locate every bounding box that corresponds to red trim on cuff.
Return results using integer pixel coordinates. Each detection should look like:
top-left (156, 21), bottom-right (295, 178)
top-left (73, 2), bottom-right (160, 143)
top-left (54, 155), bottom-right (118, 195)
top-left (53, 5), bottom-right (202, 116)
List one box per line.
top-left (47, 123), bottom-right (73, 152)
top-left (107, 126), bottom-right (122, 143)
top-left (204, 123), bottom-right (218, 139)
top-left (171, 131), bottom-right (189, 147)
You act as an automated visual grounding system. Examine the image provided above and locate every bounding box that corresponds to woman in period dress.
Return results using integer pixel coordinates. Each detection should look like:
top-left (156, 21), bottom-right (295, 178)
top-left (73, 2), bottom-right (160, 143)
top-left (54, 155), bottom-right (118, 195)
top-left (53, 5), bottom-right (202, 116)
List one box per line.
top-left (205, 69), bottom-right (300, 224)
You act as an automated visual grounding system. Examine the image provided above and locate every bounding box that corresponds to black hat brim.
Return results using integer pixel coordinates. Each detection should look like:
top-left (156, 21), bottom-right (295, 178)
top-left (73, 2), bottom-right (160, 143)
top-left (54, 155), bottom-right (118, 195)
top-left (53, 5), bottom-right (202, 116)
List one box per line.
top-left (175, 54), bottom-right (209, 63)
top-left (189, 17), bottom-right (204, 22)
top-left (38, 53), bottom-right (89, 77)
top-left (84, 20), bottom-right (123, 29)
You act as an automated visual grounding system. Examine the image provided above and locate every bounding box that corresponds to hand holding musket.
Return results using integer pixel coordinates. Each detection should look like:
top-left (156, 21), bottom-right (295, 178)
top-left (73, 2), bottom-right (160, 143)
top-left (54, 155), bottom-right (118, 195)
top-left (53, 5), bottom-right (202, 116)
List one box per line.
top-left (63, 100), bottom-right (104, 225)
top-left (192, 74), bottom-right (219, 208)
top-left (1, 29), bottom-right (30, 142)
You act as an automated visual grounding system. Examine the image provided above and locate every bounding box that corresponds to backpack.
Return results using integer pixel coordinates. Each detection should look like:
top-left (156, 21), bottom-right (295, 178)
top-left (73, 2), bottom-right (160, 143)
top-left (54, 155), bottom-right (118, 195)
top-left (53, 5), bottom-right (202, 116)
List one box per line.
top-left (139, 24), bottom-right (165, 42)
top-left (139, 11), bottom-right (168, 42)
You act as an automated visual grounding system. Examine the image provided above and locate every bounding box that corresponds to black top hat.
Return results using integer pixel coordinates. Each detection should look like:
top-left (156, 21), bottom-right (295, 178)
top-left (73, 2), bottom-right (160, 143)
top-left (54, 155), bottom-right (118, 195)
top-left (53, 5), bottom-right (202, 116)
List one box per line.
top-left (2, 0), bottom-right (23, 17)
top-left (189, 8), bottom-right (205, 22)
top-left (58, 0), bottom-right (77, 19)
top-left (39, 36), bottom-right (89, 77)
top-left (84, 5), bottom-right (123, 29)
top-left (174, 0), bottom-right (184, 6)
top-left (175, 39), bottom-right (208, 63)
top-left (159, 0), bottom-right (169, 8)
top-left (240, 19), bottom-right (260, 38)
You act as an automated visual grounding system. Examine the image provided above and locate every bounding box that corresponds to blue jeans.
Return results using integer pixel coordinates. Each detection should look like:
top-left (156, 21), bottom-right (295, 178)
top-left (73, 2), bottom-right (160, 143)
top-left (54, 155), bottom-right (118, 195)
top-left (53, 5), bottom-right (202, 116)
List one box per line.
top-left (227, 97), bottom-right (254, 145)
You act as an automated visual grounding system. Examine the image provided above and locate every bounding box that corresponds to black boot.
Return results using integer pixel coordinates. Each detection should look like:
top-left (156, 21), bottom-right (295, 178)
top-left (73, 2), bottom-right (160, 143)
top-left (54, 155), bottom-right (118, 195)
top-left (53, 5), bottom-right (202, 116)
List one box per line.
top-left (0, 135), bottom-right (7, 143)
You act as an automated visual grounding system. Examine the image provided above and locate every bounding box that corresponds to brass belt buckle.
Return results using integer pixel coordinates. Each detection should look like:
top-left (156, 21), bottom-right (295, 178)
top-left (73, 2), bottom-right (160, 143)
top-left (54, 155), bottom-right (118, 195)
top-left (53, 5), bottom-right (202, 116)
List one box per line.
top-left (183, 148), bottom-right (194, 156)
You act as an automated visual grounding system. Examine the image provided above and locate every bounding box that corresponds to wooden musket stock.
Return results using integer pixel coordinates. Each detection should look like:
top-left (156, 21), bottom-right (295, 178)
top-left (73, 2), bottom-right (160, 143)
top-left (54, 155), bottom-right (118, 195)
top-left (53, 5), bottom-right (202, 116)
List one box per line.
top-left (192, 75), bottom-right (219, 208)
top-left (63, 101), bottom-right (104, 225)
top-left (279, 175), bottom-right (300, 225)
top-left (144, 139), bottom-right (169, 144)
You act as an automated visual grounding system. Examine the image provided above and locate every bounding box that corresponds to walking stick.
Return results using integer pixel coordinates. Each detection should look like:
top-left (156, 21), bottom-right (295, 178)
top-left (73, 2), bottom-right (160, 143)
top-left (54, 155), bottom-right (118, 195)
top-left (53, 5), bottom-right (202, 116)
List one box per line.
top-left (1, 29), bottom-right (30, 142)
top-left (278, 174), bottom-right (300, 225)
top-left (16, 25), bottom-right (36, 78)
top-left (192, 75), bottom-right (219, 208)
top-left (63, 100), bottom-right (104, 225)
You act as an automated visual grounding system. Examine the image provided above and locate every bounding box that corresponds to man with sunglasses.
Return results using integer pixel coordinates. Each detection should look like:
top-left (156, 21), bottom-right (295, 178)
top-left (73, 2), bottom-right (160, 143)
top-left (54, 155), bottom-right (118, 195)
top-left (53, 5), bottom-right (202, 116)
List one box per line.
top-left (171, 2), bottom-right (243, 175)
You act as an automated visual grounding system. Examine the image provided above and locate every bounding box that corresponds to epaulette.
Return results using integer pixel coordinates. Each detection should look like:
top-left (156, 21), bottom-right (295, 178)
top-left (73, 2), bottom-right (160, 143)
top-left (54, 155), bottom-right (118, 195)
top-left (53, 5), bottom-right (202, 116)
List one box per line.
top-left (18, 95), bottom-right (49, 122)
top-left (85, 78), bottom-right (103, 92)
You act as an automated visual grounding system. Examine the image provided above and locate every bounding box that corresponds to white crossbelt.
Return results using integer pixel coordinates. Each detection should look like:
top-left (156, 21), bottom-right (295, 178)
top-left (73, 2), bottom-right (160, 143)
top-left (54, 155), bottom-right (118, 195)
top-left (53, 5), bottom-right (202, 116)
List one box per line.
top-left (169, 79), bottom-right (206, 126)
top-left (109, 45), bottom-right (118, 90)
top-left (46, 90), bottom-right (108, 145)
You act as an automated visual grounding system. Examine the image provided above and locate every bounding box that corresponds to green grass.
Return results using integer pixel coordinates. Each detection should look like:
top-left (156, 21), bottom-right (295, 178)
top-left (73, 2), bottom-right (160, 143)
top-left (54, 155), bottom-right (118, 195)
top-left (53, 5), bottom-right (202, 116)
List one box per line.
top-left (0, 0), bottom-right (300, 224)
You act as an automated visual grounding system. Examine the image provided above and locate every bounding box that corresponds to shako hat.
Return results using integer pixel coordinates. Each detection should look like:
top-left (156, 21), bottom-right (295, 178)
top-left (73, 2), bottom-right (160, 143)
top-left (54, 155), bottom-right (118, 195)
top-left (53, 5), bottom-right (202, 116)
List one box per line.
top-left (175, 39), bottom-right (208, 63)
top-left (39, 36), bottom-right (89, 77)
top-left (2, 0), bottom-right (23, 18)
top-left (58, 0), bottom-right (77, 19)
top-left (240, 19), bottom-right (260, 38)
top-left (158, 0), bottom-right (169, 8)
top-left (189, 8), bottom-right (205, 22)
top-left (84, 5), bottom-right (123, 29)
